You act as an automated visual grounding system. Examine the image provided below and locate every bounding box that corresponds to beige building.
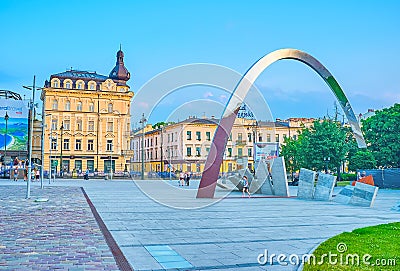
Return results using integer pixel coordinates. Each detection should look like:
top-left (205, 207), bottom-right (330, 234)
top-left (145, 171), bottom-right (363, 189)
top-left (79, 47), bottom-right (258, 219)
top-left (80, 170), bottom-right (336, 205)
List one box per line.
top-left (40, 49), bottom-right (134, 176)
top-left (130, 116), bottom-right (315, 176)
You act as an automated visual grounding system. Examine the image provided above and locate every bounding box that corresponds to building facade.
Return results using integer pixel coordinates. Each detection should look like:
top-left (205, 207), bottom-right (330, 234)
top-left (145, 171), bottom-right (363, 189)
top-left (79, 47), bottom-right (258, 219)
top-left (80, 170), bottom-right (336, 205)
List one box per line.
top-left (40, 49), bottom-right (134, 176)
top-left (130, 116), bottom-right (315, 177)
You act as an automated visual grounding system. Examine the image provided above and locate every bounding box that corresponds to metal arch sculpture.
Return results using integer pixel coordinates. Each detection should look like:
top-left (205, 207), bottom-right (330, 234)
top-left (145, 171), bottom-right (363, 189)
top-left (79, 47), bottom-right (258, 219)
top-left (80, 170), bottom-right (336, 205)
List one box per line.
top-left (197, 48), bottom-right (366, 198)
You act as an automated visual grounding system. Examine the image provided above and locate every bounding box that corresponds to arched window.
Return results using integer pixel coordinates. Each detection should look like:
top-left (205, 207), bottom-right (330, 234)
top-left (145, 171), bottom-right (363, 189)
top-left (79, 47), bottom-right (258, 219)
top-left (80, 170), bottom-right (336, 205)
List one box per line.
top-left (108, 103), bottom-right (113, 113)
top-left (52, 99), bottom-right (58, 110)
top-left (52, 79), bottom-right (60, 88)
top-left (77, 102), bottom-right (82, 111)
top-left (89, 81), bottom-right (96, 90)
top-left (65, 101), bottom-right (70, 111)
top-left (76, 119), bottom-right (82, 131)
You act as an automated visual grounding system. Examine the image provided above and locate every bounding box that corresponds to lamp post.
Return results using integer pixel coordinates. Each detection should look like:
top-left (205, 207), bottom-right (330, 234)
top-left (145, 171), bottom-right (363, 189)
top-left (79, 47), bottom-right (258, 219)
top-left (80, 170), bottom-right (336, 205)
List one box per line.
top-left (4, 112), bottom-right (9, 178)
top-left (23, 75), bottom-right (37, 199)
top-left (323, 157), bottom-right (330, 173)
top-left (139, 113), bottom-right (146, 180)
top-left (159, 125), bottom-right (164, 173)
top-left (59, 122), bottom-right (64, 177)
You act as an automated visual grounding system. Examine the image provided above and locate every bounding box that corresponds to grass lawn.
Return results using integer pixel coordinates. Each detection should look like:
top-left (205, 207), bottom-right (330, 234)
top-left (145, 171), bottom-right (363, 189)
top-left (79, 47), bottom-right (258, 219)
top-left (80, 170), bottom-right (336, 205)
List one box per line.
top-left (303, 222), bottom-right (400, 270)
top-left (337, 181), bottom-right (351, 187)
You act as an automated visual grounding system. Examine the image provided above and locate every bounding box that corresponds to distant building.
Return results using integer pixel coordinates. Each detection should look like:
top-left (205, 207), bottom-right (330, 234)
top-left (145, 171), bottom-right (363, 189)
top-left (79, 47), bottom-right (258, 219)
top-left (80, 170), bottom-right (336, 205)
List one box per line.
top-left (130, 116), bottom-right (314, 175)
top-left (39, 49), bottom-right (134, 176)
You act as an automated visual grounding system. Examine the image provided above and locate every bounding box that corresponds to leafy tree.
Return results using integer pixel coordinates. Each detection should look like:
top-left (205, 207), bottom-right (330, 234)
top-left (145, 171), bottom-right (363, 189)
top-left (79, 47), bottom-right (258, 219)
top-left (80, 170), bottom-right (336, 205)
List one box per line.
top-left (281, 136), bottom-right (302, 178)
top-left (362, 103), bottom-right (400, 168)
top-left (348, 150), bottom-right (376, 171)
top-left (300, 119), bottom-right (348, 172)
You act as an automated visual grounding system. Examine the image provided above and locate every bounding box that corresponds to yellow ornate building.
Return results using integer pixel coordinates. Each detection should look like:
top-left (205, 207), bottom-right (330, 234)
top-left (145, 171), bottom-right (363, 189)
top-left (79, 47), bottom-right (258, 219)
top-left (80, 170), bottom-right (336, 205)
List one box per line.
top-left (40, 49), bottom-right (133, 176)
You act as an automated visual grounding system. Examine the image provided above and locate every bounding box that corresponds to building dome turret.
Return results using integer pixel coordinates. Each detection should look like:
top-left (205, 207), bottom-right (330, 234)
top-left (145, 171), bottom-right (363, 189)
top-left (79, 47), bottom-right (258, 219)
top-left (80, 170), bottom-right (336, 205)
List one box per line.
top-left (109, 47), bottom-right (130, 82)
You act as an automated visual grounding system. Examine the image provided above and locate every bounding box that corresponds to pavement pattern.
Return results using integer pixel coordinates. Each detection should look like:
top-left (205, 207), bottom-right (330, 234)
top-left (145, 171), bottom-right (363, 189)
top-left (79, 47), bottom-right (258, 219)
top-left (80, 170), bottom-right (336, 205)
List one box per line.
top-left (0, 185), bottom-right (119, 271)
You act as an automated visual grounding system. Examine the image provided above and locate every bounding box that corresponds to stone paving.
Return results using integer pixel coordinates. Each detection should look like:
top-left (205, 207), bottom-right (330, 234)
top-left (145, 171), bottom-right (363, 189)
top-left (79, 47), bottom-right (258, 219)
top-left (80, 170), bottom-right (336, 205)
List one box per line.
top-left (0, 184), bottom-right (119, 271)
top-left (1, 179), bottom-right (399, 271)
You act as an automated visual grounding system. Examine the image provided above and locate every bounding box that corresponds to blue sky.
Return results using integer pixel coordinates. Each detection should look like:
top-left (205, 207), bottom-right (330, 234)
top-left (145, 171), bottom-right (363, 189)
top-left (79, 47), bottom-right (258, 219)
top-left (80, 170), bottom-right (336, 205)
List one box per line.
top-left (0, 0), bottom-right (399, 125)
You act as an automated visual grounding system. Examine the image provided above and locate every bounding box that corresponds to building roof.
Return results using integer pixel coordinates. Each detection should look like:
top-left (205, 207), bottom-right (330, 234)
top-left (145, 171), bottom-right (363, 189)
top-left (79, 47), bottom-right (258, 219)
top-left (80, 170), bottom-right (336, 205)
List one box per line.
top-left (51, 70), bottom-right (108, 81)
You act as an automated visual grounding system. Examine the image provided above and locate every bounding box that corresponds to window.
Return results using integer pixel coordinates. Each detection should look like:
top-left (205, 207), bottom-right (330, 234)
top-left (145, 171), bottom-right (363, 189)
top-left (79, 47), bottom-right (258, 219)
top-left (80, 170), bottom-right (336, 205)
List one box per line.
top-left (248, 148), bottom-right (252, 157)
top-left (107, 121), bottom-right (114, 132)
top-left (238, 148), bottom-right (243, 157)
top-left (283, 134), bottom-right (288, 139)
top-left (66, 82), bottom-right (71, 89)
top-left (63, 139), bottom-right (70, 150)
top-left (238, 133), bottom-right (243, 142)
top-left (65, 101), bottom-right (70, 111)
top-left (106, 140), bottom-right (113, 151)
top-left (77, 102), bottom-right (82, 111)
top-left (87, 160), bottom-right (94, 172)
top-left (77, 82), bottom-right (83, 89)
top-left (275, 134), bottom-right (280, 142)
top-left (248, 133), bottom-right (252, 142)
top-left (89, 103), bottom-right (94, 112)
top-left (88, 121), bottom-right (94, 132)
top-left (293, 135), bottom-right (297, 140)
top-left (206, 147), bottom-right (210, 153)
top-left (76, 119), bottom-right (82, 131)
top-left (51, 119), bottom-right (58, 130)
top-left (75, 139), bottom-right (82, 150)
top-left (228, 133), bottom-right (232, 141)
top-left (196, 147), bottom-right (201, 156)
top-left (87, 139), bottom-right (94, 151)
top-left (52, 100), bottom-right (58, 110)
top-left (75, 160), bottom-right (82, 171)
top-left (206, 132), bottom-right (211, 141)
top-left (63, 120), bottom-right (70, 130)
top-left (258, 133), bottom-right (263, 142)
top-left (52, 80), bottom-right (59, 88)
top-left (196, 131), bottom-right (201, 141)
top-left (171, 133), bottom-right (174, 142)
top-left (51, 138), bottom-right (57, 150)
top-left (89, 83), bottom-right (95, 90)
top-left (187, 131), bottom-right (192, 140)
top-left (108, 103), bottom-right (113, 113)
top-left (227, 147), bottom-right (232, 157)
top-left (186, 147), bottom-right (192, 156)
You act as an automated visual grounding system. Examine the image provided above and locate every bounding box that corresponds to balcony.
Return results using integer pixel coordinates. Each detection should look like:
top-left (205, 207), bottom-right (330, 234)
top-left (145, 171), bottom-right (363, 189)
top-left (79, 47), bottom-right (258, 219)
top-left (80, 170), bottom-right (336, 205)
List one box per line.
top-left (235, 140), bottom-right (247, 146)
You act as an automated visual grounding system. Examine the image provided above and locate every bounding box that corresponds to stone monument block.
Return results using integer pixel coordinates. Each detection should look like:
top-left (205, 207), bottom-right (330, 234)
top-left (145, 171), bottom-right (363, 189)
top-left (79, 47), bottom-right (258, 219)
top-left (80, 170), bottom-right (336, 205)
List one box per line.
top-left (270, 157), bottom-right (289, 197)
top-left (297, 168), bottom-right (316, 199)
top-left (314, 173), bottom-right (336, 201)
top-left (228, 175), bottom-right (242, 190)
top-left (254, 161), bottom-right (274, 195)
top-left (349, 182), bottom-right (379, 207)
top-left (333, 185), bottom-right (354, 204)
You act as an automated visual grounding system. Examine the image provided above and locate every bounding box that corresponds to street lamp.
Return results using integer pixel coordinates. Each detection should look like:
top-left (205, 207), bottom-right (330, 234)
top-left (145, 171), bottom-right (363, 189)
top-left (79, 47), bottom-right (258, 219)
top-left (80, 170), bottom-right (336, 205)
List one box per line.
top-left (323, 157), bottom-right (330, 173)
top-left (23, 75), bottom-right (42, 199)
top-left (4, 112), bottom-right (9, 178)
top-left (59, 122), bottom-right (64, 177)
top-left (139, 113), bottom-right (147, 180)
top-left (159, 125), bottom-right (164, 173)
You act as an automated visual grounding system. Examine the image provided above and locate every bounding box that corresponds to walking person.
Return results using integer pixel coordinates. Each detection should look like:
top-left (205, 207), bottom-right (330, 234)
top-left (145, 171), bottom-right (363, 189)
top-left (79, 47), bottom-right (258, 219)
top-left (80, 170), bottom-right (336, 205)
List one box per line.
top-left (84, 168), bottom-right (89, 180)
top-left (242, 176), bottom-right (251, 198)
top-left (35, 168), bottom-right (40, 182)
top-left (179, 171), bottom-right (185, 186)
top-left (13, 166), bottom-right (18, 181)
top-left (185, 171), bottom-right (191, 186)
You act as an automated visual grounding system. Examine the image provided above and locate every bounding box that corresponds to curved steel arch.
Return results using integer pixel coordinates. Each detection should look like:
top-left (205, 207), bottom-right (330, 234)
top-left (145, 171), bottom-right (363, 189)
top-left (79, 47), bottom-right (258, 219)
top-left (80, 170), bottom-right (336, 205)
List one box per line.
top-left (197, 48), bottom-right (366, 198)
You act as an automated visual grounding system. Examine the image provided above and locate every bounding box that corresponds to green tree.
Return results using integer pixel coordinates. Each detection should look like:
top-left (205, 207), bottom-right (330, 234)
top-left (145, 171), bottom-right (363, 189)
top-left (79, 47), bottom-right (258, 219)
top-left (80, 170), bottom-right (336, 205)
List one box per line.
top-left (348, 149), bottom-right (376, 171)
top-left (281, 136), bottom-right (302, 178)
top-left (362, 103), bottom-right (400, 168)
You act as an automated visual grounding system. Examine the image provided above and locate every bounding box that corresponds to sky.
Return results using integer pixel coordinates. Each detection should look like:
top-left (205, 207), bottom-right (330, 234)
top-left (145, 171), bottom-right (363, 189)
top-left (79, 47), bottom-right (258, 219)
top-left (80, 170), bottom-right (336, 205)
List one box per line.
top-left (1, 0), bottom-right (399, 126)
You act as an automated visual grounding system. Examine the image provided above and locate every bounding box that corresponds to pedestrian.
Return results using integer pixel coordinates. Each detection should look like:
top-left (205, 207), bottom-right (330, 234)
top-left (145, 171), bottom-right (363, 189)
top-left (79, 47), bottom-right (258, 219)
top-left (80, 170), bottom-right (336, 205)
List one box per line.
top-left (13, 166), bottom-right (18, 181)
top-left (185, 171), bottom-right (191, 186)
top-left (84, 168), bottom-right (89, 180)
top-left (179, 171), bottom-right (185, 186)
top-left (35, 168), bottom-right (40, 182)
top-left (242, 176), bottom-right (251, 198)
